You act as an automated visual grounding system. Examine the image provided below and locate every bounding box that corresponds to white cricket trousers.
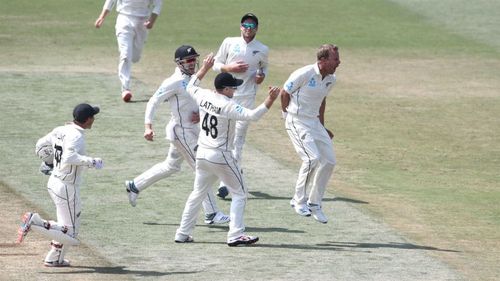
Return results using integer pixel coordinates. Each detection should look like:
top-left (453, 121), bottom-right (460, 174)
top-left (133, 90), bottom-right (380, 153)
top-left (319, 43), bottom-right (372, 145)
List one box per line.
top-left (115, 13), bottom-right (148, 91)
top-left (30, 177), bottom-right (82, 263)
top-left (286, 114), bottom-right (336, 206)
top-left (133, 126), bottom-right (220, 214)
top-left (219, 95), bottom-right (255, 189)
top-left (177, 147), bottom-right (248, 242)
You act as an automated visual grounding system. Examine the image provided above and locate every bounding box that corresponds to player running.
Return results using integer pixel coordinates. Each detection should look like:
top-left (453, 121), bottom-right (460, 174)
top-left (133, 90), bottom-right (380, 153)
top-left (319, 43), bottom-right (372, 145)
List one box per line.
top-left (124, 45), bottom-right (229, 225)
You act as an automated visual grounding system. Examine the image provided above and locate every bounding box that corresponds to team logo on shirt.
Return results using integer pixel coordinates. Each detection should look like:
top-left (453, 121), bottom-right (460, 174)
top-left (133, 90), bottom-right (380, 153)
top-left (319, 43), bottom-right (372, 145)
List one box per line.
top-left (182, 81), bottom-right (188, 89)
top-left (235, 105), bottom-right (243, 114)
top-left (326, 82), bottom-right (332, 88)
top-left (252, 50), bottom-right (260, 55)
top-left (308, 78), bottom-right (317, 87)
top-left (285, 82), bottom-right (294, 92)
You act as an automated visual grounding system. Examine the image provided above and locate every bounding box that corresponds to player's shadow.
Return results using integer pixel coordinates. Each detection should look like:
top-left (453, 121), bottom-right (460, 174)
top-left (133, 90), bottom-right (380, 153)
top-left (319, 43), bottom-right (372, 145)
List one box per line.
top-left (143, 222), bottom-right (306, 234)
top-left (41, 265), bottom-right (199, 277)
top-left (320, 241), bottom-right (460, 253)
top-left (247, 191), bottom-right (369, 204)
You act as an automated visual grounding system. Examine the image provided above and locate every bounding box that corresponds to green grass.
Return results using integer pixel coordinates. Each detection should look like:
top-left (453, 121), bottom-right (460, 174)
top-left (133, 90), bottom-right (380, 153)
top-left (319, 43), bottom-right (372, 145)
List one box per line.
top-left (1, 0), bottom-right (499, 280)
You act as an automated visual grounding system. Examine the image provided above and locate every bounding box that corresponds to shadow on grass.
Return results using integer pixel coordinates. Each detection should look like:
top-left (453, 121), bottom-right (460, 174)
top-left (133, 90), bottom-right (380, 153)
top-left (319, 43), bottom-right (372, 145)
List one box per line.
top-left (243, 191), bottom-right (369, 204)
top-left (41, 265), bottom-right (199, 277)
top-left (321, 241), bottom-right (460, 253)
top-left (142, 222), bottom-right (306, 234)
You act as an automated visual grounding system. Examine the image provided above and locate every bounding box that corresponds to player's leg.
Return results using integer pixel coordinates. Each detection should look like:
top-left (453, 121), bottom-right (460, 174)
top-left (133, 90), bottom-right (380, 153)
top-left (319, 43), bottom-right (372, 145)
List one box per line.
top-left (307, 135), bottom-right (336, 224)
top-left (286, 117), bottom-right (321, 216)
top-left (175, 152), bottom-right (218, 242)
top-left (173, 126), bottom-right (229, 224)
top-left (132, 17), bottom-right (148, 63)
top-left (115, 14), bottom-right (134, 99)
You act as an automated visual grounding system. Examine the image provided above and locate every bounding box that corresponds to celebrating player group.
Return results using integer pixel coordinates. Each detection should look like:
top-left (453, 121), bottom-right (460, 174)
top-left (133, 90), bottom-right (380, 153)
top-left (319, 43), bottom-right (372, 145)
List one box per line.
top-left (17, 3), bottom-right (341, 267)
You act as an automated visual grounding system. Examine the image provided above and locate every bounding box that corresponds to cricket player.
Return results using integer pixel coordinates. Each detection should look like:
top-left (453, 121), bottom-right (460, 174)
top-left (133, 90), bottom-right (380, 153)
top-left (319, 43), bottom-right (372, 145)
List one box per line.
top-left (212, 13), bottom-right (269, 197)
top-left (175, 53), bottom-right (280, 246)
top-left (280, 44), bottom-right (341, 224)
top-left (18, 103), bottom-right (103, 267)
top-left (124, 45), bottom-right (229, 225)
top-left (95, 0), bottom-right (163, 102)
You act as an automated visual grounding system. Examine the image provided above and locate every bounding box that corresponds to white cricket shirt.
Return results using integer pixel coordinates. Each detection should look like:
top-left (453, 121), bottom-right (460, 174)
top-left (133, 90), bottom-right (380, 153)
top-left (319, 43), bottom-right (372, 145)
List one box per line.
top-left (283, 63), bottom-right (336, 119)
top-left (187, 75), bottom-right (268, 151)
top-left (144, 67), bottom-right (199, 129)
top-left (103, 0), bottom-right (162, 17)
top-left (39, 123), bottom-right (94, 186)
top-left (213, 36), bottom-right (269, 98)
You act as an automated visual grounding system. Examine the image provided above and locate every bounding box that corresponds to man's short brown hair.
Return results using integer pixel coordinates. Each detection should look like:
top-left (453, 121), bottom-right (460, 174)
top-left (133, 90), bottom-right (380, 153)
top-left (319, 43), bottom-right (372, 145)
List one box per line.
top-left (317, 44), bottom-right (338, 60)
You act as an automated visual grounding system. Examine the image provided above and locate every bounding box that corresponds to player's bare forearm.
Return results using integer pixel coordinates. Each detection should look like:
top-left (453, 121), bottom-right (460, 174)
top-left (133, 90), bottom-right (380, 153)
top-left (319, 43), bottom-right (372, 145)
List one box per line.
top-left (94, 9), bottom-right (109, 28)
top-left (144, 124), bottom-right (154, 141)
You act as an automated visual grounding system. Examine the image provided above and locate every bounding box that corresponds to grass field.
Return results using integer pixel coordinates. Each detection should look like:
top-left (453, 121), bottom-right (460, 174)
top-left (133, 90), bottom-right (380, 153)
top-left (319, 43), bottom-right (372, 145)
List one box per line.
top-left (1, 0), bottom-right (499, 280)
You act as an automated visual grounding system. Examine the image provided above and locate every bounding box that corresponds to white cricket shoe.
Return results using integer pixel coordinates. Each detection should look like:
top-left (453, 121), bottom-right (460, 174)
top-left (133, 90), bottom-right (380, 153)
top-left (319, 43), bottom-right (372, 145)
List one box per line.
top-left (44, 259), bottom-right (70, 267)
top-left (174, 233), bottom-right (194, 243)
top-left (227, 235), bottom-right (259, 247)
top-left (125, 180), bottom-right (139, 207)
top-left (204, 211), bottom-right (230, 225)
top-left (290, 198), bottom-right (311, 217)
top-left (308, 203), bottom-right (328, 224)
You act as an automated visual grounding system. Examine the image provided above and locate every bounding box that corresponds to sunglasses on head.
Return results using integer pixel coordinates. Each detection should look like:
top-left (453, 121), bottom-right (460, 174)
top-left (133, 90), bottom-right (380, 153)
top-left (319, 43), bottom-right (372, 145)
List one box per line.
top-left (241, 22), bottom-right (257, 29)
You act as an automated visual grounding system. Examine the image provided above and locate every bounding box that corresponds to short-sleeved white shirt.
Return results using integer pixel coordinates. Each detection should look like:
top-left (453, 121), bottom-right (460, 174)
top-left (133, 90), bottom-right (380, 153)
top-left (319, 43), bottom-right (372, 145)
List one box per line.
top-left (283, 63), bottom-right (336, 119)
top-left (187, 76), bottom-right (268, 151)
top-left (213, 36), bottom-right (269, 98)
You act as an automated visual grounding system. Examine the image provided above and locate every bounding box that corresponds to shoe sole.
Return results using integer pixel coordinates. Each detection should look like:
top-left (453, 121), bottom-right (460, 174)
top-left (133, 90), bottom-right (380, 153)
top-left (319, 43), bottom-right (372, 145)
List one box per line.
top-left (175, 237), bottom-right (194, 243)
top-left (227, 237), bottom-right (259, 247)
top-left (17, 212), bottom-right (33, 243)
top-left (44, 261), bottom-right (70, 267)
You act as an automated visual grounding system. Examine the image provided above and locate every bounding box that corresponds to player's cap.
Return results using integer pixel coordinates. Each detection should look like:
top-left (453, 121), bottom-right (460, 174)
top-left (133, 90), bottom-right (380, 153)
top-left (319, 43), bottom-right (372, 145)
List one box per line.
top-left (214, 73), bottom-right (244, 90)
top-left (73, 103), bottom-right (100, 123)
top-left (174, 45), bottom-right (199, 62)
top-left (241, 13), bottom-right (258, 26)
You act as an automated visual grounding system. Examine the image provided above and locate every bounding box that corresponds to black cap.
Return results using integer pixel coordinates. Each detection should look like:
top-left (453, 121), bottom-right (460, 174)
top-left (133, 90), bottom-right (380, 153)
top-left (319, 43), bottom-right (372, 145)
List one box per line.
top-left (73, 103), bottom-right (100, 123)
top-left (174, 45), bottom-right (199, 62)
top-left (214, 73), bottom-right (244, 90)
top-left (241, 13), bottom-right (258, 26)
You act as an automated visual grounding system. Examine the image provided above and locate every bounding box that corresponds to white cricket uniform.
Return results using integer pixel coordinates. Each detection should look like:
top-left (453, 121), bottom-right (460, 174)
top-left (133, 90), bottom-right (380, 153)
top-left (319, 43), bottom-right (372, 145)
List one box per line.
top-left (35, 123), bottom-right (96, 262)
top-left (283, 63), bottom-right (337, 206)
top-left (176, 75), bottom-right (269, 242)
top-left (102, 0), bottom-right (163, 91)
top-left (133, 67), bottom-right (220, 214)
top-left (213, 36), bottom-right (269, 163)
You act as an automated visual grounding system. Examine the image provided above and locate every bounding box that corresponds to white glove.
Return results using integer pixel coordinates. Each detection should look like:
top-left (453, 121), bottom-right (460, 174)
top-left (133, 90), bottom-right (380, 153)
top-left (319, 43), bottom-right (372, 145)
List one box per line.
top-left (92, 158), bottom-right (104, 169)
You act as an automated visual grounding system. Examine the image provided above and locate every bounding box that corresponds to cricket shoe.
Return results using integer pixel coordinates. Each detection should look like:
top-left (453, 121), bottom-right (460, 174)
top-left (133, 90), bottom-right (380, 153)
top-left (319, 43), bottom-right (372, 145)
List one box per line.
top-left (290, 198), bottom-right (311, 217)
top-left (16, 212), bottom-right (43, 243)
top-left (125, 180), bottom-right (139, 207)
top-left (307, 203), bottom-right (328, 224)
top-left (174, 233), bottom-right (194, 243)
top-left (121, 90), bottom-right (132, 103)
top-left (44, 259), bottom-right (70, 267)
top-left (227, 235), bottom-right (259, 247)
top-left (204, 211), bottom-right (230, 225)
